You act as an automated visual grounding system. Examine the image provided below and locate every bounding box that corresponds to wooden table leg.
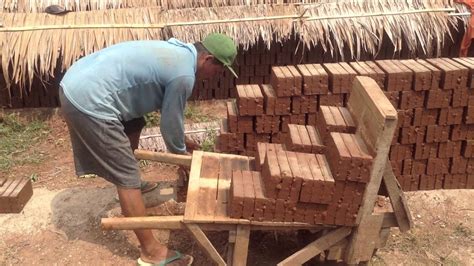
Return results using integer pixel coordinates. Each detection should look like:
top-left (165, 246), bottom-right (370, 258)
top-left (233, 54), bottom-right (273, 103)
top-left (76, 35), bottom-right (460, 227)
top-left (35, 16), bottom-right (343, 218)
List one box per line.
top-left (232, 225), bottom-right (250, 266)
top-left (227, 229), bottom-right (236, 266)
top-left (185, 223), bottom-right (226, 266)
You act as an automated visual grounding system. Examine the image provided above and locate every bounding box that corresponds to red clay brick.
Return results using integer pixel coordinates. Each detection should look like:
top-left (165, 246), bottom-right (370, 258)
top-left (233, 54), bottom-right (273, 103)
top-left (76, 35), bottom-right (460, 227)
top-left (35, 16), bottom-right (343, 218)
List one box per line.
top-left (400, 59), bottom-right (432, 91)
top-left (400, 91), bottom-right (425, 109)
top-left (426, 125), bottom-right (450, 143)
top-left (350, 61), bottom-right (385, 89)
top-left (416, 59), bottom-right (441, 90)
top-left (400, 126), bottom-right (426, 144)
top-left (463, 140), bottom-right (474, 158)
top-left (229, 170), bottom-right (245, 218)
top-left (306, 125), bottom-right (326, 154)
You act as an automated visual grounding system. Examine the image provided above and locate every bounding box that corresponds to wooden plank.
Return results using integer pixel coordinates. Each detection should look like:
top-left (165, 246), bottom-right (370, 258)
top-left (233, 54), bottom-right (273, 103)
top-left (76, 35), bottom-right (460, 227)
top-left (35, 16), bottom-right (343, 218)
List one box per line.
top-left (277, 227), bottom-right (352, 266)
top-left (185, 223), bottom-right (226, 266)
top-left (232, 225), bottom-right (251, 266)
top-left (215, 157), bottom-right (232, 220)
top-left (134, 150), bottom-right (192, 167)
top-left (101, 216), bottom-right (184, 230)
top-left (184, 151), bottom-right (204, 221)
top-left (327, 239), bottom-right (349, 261)
top-left (382, 160), bottom-right (413, 232)
top-left (195, 154), bottom-right (220, 220)
top-left (345, 214), bottom-right (384, 264)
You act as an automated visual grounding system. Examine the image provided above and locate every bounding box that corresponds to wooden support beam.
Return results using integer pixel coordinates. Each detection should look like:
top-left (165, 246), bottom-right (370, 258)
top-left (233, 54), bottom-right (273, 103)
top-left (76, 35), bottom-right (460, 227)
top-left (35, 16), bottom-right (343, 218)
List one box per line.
top-left (277, 227), bottom-right (352, 266)
top-left (233, 225), bottom-right (250, 266)
top-left (345, 214), bottom-right (384, 264)
top-left (383, 160), bottom-right (414, 232)
top-left (134, 149), bottom-right (192, 167)
top-left (101, 216), bottom-right (184, 230)
top-left (185, 223), bottom-right (226, 266)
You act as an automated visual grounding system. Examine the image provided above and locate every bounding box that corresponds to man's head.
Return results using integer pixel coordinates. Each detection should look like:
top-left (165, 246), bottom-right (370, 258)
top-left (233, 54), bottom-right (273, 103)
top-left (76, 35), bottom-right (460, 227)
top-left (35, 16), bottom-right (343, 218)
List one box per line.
top-left (195, 33), bottom-right (237, 80)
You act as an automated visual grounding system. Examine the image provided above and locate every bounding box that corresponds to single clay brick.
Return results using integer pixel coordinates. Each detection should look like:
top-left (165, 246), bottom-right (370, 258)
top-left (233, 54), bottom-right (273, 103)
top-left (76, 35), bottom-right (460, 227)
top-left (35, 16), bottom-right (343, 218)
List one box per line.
top-left (229, 171), bottom-right (245, 218)
top-left (271, 66), bottom-right (291, 97)
top-left (291, 96), bottom-right (301, 114)
top-left (287, 65), bottom-right (302, 96)
top-left (400, 91), bottom-right (425, 109)
top-left (414, 142), bottom-right (438, 160)
top-left (286, 151), bottom-right (304, 203)
top-left (400, 59), bottom-right (432, 91)
top-left (241, 171), bottom-right (256, 219)
top-left (261, 84), bottom-right (276, 115)
top-left (434, 175), bottom-right (444, 189)
top-left (296, 125), bottom-right (313, 153)
top-left (251, 84), bottom-right (264, 115)
top-left (237, 116), bottom-right (253, 134)
top-left (451, 157), bottom-right (468, 174)
top-left (452, 88), bottom-right (469, 108)
top-left (261, 146), bottom-right (281, 199)
top-left (295, 152), bottom-right (315, 203)
top-left (306, 64), bottom-right (329, 95)
top-left (326, 132), bottom-right (352, 181)
top-left (416, 59), bottom-right (441, 90)
top-left (466, 105), bottom-right (474, 124)
top-left (276, 150), bottom-right (293, 200)
top-left (236, 85), bottom-right (249, 116)
top-left (306, 125), bottom-right (326, 154)
top-left (463, 140), bottom-right (474, 158)
top-left (226, 101), bottom-right (239, 133)
top-left (400, 126), bottom-right (426, 145)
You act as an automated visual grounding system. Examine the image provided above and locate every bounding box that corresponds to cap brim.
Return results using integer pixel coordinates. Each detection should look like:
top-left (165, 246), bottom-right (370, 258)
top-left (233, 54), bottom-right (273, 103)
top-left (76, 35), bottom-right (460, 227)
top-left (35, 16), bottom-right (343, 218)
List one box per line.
top-left (226, 65), bottom-right (238, 78)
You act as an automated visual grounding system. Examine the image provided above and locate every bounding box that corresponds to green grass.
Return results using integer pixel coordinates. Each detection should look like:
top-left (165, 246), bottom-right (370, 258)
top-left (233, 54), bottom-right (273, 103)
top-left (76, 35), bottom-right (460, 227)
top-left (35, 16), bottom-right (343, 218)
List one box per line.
top-left (144, 112), bottom-right (161, 128)
top-left (0, 113), bottom-right (49, 171)
top-left (200, 129), bottom-right (218, 152)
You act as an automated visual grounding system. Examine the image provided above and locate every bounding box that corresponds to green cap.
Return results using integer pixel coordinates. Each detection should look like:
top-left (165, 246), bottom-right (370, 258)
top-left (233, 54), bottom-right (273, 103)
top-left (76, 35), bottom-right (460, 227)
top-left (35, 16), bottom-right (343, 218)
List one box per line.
top-left (202, 33), bottom-right (238, 78)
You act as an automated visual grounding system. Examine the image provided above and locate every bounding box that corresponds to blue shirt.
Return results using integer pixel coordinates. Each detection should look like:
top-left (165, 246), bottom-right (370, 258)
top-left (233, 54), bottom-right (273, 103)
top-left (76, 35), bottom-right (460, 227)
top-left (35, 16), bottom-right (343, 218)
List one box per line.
top-left (60, 39), bottom-right (197, 154)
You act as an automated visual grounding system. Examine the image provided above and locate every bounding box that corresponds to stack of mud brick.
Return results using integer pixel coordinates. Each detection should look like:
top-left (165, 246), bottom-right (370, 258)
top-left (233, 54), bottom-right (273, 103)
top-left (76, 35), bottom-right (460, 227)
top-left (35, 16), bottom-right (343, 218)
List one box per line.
top-left (379, 58), bottom-right (474, 190)
top-left (0, 177), bottom-right (33, 213)
top-left (228, 105), bottom-right (374, 226)
top-left (218, 58), bottom-right (474, 191)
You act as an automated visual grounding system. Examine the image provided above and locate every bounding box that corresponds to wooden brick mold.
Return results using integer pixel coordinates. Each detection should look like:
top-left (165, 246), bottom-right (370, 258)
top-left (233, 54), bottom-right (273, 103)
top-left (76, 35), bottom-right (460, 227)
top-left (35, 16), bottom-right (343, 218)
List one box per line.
top-left (296, 64), bottom-right (329, 95)
top-left (375, 60), bottom-right (413, 91)
top-left (286, 124), bottom-right (325, 154)
top-left (326, 132), bottom-right (374, 183)
top-left (323, 62), bottom-right (357, 94)
top-left (426, 58), bottom-right (468, 90)
top-left (317, 105), bottom-right (357, 142)
top-left (0, 177), bottom-right (33, 213)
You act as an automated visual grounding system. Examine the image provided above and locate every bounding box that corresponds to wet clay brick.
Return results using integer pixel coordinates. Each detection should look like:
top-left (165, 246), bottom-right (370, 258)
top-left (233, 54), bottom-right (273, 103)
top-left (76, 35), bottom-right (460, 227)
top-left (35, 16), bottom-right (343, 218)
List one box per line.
top-left (400, 91), bottom-right (425, 109)
top-left (255, 115), bottom-right (281, 134)
top-left (453, 57), bottom-right (474, 89)
top-left (229, 171), bottom-right (245, 218)
top-left (412, 108), bottom-right (439, 126)
top-left (425, 125), bottom-right (450, 143)
top-left (400, 59), bottom-right (432, 91)
top-left (463, 140), bottom-right (474, 158)
top-left (256, 142), bottom-right (284, 171)
top-left (425, 89), bottom-right (452, 109)
top-left (400, 126), bottom-right (426, 145)
top-left (323, 63), bottom-right (357, 94)
top-left (426, 58), bottom-right (468, 90)
top-left (226, 101), bottom-right (239, 133)
top-left (306, 125), bottom-right (326, 154)
top-left (318, 93), bottom-right (345, 107)
top-left (241, 171), bottom-right (256, 219)
top-left (438, 107), bottom-right (464, 125)
top-left (317, 105), bottom-right (357, 142)
top-left (416, 59), bottom-right (441, 90)
top-left (375, 60), bottom-right (413, 91)
top-left (297, 64), bottom-right (329, 95)
top-left (350, 61), bottom-right (386, 89)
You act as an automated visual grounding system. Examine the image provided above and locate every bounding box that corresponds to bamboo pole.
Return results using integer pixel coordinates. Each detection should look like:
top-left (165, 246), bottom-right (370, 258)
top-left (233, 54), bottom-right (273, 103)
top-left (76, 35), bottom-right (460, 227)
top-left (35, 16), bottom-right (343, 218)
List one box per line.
top-left (0, 7), bottom-right (463, 33)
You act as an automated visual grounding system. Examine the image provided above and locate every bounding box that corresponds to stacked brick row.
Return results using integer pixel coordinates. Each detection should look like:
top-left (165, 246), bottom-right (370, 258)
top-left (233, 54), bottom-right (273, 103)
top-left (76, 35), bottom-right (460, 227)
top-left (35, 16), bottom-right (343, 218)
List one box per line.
top-left (228, 108), bottom-right (374, 226)
top-left (218, 58), bottom-right (474, 190)
top-left (381, 58), bottom-right (474, 190)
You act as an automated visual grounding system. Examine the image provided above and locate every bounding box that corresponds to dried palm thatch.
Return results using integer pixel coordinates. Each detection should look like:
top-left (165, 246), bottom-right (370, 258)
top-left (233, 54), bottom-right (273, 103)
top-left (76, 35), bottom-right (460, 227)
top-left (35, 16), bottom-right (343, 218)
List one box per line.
top-left (0, 1), bottom-right (470, 90)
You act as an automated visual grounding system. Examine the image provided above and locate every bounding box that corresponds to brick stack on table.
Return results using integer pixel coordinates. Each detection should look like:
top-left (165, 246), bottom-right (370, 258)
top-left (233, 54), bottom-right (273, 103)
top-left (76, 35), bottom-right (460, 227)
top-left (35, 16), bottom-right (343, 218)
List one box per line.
top-left (217, 57), bottom-right (474, 191)
top-left (228, 105), bottom-right (374, 225)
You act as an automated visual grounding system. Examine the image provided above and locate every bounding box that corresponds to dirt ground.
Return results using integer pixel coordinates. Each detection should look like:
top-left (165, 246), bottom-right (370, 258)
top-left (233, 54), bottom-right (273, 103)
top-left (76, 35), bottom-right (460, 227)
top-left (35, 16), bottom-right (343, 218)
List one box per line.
top-left (1, 102), bottom-right (473, 265)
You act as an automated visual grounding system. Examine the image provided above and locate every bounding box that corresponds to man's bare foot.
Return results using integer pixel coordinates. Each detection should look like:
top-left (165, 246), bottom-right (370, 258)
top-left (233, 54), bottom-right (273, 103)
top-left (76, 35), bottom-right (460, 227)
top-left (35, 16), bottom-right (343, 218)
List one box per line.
top-left (140, 247), bottom-right (193, 266)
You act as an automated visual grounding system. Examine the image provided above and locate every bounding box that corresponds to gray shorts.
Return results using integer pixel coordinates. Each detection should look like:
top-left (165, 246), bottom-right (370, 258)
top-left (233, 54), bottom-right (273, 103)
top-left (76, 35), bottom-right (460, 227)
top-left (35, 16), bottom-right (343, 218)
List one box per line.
top-left (59, 87), bottom-right (141, 188)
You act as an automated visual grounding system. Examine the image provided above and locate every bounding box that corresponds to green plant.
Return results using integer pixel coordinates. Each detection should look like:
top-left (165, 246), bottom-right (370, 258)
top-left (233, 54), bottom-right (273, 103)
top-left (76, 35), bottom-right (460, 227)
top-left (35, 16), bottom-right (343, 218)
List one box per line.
top-left (0, 113), bottom-right (49, 172)
top-left (200, 129), bottom-right (218, 152)
top-left (144, 112), bottom-right (161, 128)
top-left (29, 173), bottom-right (39, 182)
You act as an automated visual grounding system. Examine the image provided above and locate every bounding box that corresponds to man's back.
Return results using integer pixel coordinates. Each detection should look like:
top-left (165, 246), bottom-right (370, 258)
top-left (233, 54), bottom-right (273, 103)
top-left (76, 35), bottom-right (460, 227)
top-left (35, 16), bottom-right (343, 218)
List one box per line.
top-left (61, 39), bottom-right (197, 121)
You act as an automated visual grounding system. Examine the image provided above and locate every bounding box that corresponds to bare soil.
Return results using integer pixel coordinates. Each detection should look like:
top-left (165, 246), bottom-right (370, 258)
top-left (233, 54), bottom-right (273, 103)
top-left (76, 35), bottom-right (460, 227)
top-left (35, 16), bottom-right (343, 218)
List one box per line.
top-left (1, 102), bottom-right (473, 265)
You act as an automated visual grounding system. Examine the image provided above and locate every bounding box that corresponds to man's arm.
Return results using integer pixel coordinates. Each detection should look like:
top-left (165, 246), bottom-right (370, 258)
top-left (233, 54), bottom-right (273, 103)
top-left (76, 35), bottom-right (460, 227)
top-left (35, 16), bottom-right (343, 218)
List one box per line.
top-left (160, 76), bottom-right (194, 154)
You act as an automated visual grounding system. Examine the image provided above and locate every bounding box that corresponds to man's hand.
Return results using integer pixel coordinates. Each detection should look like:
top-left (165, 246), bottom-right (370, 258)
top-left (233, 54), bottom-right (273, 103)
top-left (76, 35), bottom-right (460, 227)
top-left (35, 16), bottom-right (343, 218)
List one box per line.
top-left (185, 136), bottom-right (201, 153)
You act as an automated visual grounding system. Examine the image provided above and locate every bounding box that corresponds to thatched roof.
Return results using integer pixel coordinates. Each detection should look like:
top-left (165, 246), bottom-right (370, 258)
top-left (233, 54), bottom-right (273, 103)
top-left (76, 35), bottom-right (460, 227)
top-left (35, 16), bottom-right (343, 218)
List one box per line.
top-left (0, 1), bottom-right (470, 88)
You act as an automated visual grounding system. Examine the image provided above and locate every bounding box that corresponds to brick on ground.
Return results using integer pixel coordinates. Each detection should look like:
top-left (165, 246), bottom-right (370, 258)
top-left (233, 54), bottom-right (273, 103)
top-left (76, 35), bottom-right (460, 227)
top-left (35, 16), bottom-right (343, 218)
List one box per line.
top-left (0, 177), bottom-right (33, 213)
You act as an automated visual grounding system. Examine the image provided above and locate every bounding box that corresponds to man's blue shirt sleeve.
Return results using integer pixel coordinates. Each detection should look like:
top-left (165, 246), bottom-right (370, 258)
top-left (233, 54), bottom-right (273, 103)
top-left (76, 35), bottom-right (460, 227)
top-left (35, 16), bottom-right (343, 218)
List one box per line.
top-left (160, 76), bottom-right (195, 154)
